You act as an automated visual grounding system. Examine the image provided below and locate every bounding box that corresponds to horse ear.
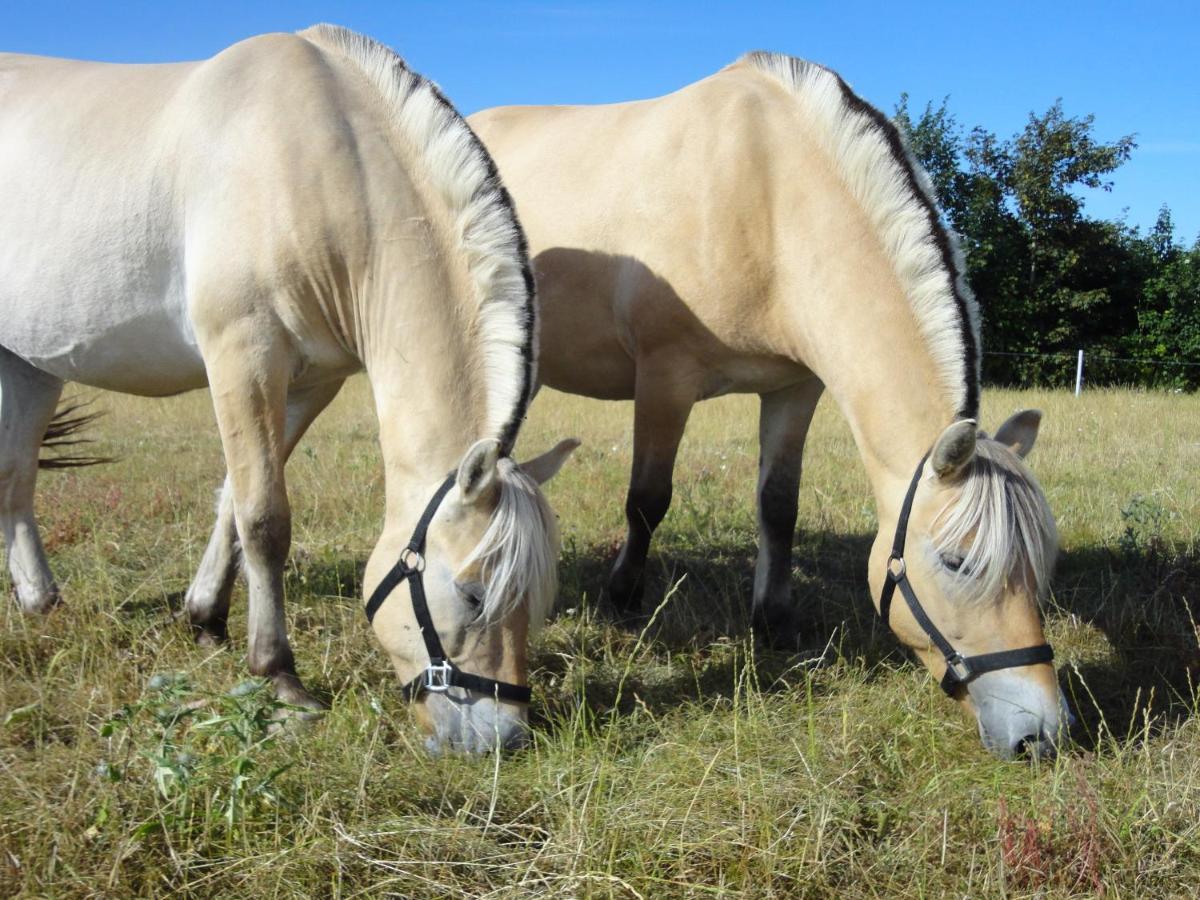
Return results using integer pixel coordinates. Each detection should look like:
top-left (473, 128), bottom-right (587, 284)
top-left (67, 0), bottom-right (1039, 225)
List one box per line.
top-left (520, 438), bottom-right (580, 485)
top-left (457, 438), bottom-right (501, 505)
top-left (994, 409), bottom-right (1042, 458)
top-left (931, 419), bottom-right (977, 480)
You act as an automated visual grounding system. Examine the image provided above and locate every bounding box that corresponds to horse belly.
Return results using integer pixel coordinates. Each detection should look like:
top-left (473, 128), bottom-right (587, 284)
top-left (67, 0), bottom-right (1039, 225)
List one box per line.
top-left (0, 280), bottom-right (205, 396)
top-left (0, 200), bottom-right (204, 396)
top-left (0, 54), bottom-right (207, 394)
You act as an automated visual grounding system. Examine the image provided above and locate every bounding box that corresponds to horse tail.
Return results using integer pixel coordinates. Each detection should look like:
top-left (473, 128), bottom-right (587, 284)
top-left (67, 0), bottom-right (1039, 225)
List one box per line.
top-left (39, 398), bottom-right (111, 469)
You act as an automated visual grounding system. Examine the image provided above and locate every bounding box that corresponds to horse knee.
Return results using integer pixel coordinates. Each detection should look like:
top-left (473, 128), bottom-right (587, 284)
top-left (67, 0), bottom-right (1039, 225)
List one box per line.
top-left (0, 457), bottom-right (34, 505)
top-left (237, 505), bottom-right (291, 566)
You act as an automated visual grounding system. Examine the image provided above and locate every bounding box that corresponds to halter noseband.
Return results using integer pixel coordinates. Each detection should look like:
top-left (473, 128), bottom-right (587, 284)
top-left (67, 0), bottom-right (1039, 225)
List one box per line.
top-left (880, 450), bottom-right (1054, 696)
top-left (364, 474), bottom-right (532, 705)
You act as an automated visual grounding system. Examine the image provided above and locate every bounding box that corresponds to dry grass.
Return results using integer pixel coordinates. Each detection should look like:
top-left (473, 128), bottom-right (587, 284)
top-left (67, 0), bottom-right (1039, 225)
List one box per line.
top-left (2, 380), bottom-right (1199, 897)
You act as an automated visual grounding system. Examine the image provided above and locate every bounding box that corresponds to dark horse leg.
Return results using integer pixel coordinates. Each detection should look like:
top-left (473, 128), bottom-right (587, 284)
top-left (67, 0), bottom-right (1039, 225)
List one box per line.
top-left (752, 376), bottom-right (823, 645)
top-left (607, 359), bottom-right (696, 613)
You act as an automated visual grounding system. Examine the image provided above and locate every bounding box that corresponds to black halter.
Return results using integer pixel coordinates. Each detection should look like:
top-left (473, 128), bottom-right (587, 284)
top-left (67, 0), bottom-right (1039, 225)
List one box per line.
top-left (364, 474), bottom-right (532, 705)
top-left (880, 451), bottom-right (1054, 696)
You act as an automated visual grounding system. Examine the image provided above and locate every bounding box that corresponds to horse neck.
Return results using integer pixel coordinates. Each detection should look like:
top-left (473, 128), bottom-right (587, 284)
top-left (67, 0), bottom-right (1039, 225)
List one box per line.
top-left (785, 262), bottom-right (967, 516)
top-left (362, 253), bottom-right (489, 529)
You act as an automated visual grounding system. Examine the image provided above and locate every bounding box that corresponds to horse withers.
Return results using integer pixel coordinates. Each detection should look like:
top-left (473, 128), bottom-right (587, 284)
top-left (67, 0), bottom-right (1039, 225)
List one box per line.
top-left (470, 53), bottom-right (1071, 758)
top-left (0, 25), bottom-right (577, 753)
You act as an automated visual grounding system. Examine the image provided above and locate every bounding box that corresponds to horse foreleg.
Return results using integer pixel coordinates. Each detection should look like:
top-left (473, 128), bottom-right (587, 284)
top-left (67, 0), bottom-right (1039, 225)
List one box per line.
top-left (198, 323), bottom-right (321, 710)
top-left (0, 347), bottom-right (65, 614)
top-left (752, 377), bottom-right (823, 645)
top-left (607, 362), bottom-right (696, 613)
top-left (186, 378), bottom-right (345, 645)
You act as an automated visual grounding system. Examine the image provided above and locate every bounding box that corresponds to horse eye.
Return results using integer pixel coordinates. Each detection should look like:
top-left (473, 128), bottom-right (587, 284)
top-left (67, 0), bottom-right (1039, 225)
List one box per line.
top-left (457, 582), bottom-right (485, 612)
top-left (941, 555), bottom-right (966, 574)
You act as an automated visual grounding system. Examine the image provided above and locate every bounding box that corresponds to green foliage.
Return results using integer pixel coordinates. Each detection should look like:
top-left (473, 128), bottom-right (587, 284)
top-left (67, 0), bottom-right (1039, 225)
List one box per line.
top-left (97, 673), bottom-right (298, 843)
top-left (895, 97), bottom-right (1198, 389)
top-left (1118, 493), bottom-right (1170, 559)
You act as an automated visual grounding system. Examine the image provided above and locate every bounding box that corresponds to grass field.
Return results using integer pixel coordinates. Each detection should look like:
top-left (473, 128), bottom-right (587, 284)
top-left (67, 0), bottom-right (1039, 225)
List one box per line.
top-left (2, 380), bottom-right (1198, 897)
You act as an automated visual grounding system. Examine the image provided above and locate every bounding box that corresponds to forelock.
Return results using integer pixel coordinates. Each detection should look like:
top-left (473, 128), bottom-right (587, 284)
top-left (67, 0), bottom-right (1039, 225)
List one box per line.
top-left (459, 458), bottom-right (559, 632)
top-left (930, 437), bottom-right (1057, 604)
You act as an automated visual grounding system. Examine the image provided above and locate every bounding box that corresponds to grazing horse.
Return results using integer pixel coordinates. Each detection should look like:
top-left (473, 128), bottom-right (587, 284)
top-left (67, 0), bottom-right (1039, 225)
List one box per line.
top-left (469, 53), bottom-right (1071, 758)
top-left (0, 25), bottom-right (577, 753)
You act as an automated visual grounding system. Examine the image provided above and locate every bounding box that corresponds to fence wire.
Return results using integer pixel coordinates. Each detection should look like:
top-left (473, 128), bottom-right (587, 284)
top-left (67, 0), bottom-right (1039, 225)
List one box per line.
top-left (981, 349), bottom-right (1199, 392)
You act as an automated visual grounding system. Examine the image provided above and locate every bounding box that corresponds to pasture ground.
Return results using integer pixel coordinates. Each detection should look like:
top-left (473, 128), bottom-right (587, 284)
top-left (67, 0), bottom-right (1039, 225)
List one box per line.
top-left (2, 381), bottom-right (1198, 898)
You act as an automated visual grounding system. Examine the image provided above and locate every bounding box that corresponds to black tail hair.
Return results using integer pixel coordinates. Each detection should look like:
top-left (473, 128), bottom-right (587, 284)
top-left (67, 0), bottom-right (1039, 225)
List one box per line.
top-left (39, 398), bottom-right (112, 469)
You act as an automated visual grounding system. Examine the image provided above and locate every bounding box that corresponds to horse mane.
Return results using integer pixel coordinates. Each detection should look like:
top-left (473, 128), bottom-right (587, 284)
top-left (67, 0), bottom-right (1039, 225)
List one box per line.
top-left (931, 437), bottom-right (1057, 605)
top-left (299, 24), bottom-right (536, 453)
top-left (461, 458), bottom-right (560, 632)
top-left (739, 52), bottom-right (981, 421)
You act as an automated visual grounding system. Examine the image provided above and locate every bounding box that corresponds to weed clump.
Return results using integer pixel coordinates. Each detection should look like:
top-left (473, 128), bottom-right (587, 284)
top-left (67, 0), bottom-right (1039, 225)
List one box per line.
top-left (95, 673), bottom-right (299, 845)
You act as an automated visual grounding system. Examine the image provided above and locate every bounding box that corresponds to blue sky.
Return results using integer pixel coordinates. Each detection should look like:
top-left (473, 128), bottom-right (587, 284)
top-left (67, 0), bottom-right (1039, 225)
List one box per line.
top-left (7, 1), bottom-right (1198, 241)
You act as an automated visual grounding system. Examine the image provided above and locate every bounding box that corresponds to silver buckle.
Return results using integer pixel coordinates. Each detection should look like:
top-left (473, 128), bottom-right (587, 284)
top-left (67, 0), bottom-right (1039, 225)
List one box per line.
top-left (887, 556), bottom-right (906, 580)
top-left (946, 654), bottom-right (972, 684)
top-left (423, 660), bottom-right (453, 692)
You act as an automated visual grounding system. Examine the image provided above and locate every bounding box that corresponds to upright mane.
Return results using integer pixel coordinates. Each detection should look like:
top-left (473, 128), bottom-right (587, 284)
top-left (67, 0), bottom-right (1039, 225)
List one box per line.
top-left (932, 437), bottom-right (1057, 605)
top-left (299, 24), bottom-right (536, 452)
top-left (740, 52), bottom-right (981, 420)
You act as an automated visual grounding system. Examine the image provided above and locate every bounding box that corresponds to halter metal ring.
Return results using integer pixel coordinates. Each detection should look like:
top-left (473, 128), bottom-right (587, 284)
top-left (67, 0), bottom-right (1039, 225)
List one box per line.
top-left (400, 546), bottom-right (426, 573)
top-left (887, 556), bottom-right (906, 580)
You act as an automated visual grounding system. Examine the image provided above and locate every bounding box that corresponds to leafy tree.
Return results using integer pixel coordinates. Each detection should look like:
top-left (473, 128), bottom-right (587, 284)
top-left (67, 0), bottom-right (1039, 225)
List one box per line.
top-left (894, 96), bottom-right (1156, 388)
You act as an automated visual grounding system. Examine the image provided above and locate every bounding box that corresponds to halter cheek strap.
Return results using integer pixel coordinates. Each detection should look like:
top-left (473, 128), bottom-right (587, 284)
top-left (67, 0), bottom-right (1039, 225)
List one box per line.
top-left (879, 450), bottom-right (1054, 696)
top-left (365, 474), bottom-right (532, 705)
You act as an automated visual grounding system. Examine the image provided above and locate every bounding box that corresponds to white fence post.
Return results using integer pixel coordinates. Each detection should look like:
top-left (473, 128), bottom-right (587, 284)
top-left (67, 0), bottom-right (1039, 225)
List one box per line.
top-left (1074, 349), bottom-right (1084, 397)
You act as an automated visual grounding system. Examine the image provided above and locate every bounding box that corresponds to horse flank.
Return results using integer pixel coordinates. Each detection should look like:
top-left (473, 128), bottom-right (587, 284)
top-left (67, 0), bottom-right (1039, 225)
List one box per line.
top-left (741, 52), bottom-right (981, 421)
top-left (299, 24), bottom-right (537, 454)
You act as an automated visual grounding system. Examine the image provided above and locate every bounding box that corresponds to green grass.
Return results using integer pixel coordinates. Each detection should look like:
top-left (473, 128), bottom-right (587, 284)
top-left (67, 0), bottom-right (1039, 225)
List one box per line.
top-left (2, 381), bottom-right (1199, 897)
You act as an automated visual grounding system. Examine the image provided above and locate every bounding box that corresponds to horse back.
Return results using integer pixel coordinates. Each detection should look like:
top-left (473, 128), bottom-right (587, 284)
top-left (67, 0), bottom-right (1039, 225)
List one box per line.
top-left (0, 35), bottom-right (400, 394)
top-left (471, 66), bottom-right (830, 399)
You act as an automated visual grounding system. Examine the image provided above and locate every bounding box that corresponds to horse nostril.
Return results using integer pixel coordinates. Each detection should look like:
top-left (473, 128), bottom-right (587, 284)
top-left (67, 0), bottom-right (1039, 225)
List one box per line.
top-left (1014, 734), bottom-right (1039, 758)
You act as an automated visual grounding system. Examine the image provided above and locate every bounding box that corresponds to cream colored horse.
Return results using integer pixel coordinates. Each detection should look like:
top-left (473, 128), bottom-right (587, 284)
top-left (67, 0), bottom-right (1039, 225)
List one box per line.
top-left (469, 53), bottom-right (1070, 758)
top-left (0, 26), bottom-right (576, 753)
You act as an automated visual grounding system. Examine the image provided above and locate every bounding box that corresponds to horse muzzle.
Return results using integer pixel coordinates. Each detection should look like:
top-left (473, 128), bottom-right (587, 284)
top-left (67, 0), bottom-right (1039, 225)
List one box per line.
top-left (968, 671), bottom-right (1074, 760)
top-left (417, 690), bottom-right (530, 754)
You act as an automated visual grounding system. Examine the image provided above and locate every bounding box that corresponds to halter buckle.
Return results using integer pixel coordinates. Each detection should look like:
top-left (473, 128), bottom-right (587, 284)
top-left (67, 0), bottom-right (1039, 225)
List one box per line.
top-left (945, 653), bottom-right (972, 685)
top-left (423, 660), bottom-right (453, 692)
top-left (887, 555), bottom-right (907, 581)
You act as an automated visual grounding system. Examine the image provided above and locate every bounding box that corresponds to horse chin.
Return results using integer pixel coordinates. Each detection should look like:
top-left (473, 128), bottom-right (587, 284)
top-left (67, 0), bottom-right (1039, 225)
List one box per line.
top-left (414, 690), bottom-right (530, 755)
top-left (967, 671), bottom-right (1073, 761)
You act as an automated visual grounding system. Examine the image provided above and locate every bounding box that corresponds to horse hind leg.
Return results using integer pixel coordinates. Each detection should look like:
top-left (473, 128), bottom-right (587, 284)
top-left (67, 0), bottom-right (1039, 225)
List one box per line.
top-left (186, 378), bottom-right (345, 646)
top-left (752, 377), bottom-right (824, 647)
top-left (0, 346), bottom-right (65, 613)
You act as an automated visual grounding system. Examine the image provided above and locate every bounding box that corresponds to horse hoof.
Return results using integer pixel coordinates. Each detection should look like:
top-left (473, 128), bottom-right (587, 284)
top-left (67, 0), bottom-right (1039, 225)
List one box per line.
top-left (751, 602), bottom-right (806, 651)
top-left (192, 623), bottom-right (228, 647)
top-left (606, 570), bottom-right (645, 614)
top-left (12, 585), bottom-right (63, 615)
top-left (271, 673), bottom-right (328, 713)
